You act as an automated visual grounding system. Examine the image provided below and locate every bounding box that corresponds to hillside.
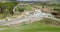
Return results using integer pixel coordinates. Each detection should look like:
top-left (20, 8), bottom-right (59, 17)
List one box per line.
top-left (0, 1), bottom-right (60, 32)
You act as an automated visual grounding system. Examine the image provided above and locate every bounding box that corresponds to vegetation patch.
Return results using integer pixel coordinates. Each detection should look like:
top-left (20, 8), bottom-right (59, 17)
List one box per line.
top-left (0, 19), bottom-right (60, 32)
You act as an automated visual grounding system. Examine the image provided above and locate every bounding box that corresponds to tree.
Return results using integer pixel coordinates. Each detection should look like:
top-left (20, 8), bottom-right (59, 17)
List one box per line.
top-left (0, 2), bottom-right (18, 15)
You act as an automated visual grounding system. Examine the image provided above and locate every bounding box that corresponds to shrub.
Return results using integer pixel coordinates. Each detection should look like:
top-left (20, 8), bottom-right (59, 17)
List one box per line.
top-left (39, 18), bottom-right (60, 25)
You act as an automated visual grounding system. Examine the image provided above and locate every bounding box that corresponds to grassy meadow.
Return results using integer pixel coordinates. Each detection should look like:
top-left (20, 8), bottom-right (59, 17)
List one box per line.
top-left (0, 18), bottom-right (60, 32)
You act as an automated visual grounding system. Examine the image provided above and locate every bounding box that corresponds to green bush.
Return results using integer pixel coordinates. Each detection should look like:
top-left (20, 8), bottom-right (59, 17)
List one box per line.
top-left (0, 2), bottom-right (18, 15)
top-left (0, 2), bottom-right (18, 19)
top-left (17, 5), bottom-right (32, 12)
top-left (39, 18), bottom-right (60, 25)
top-left (17, 8), bottom-right (24, 12)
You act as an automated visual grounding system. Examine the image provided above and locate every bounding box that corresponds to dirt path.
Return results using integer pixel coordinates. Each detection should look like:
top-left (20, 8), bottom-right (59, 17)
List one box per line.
top-left (0, 28), bottom-right (9, 30)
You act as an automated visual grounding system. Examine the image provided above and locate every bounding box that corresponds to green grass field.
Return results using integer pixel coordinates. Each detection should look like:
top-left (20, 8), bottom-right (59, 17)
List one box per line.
top-left (0, 21), bottom-right (60, 32)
